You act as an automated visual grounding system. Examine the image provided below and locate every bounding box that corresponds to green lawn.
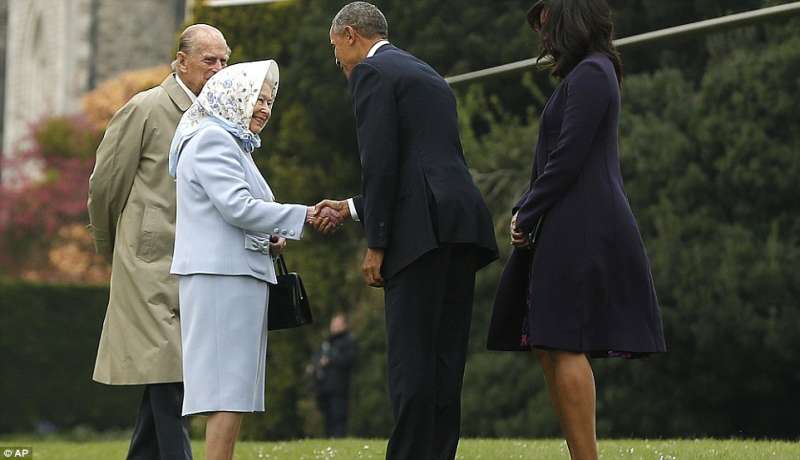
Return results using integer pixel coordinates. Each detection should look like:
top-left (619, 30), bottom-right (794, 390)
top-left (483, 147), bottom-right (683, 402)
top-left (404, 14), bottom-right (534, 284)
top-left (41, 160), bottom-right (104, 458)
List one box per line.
top-left (2, 438), bottom-right (799, 459)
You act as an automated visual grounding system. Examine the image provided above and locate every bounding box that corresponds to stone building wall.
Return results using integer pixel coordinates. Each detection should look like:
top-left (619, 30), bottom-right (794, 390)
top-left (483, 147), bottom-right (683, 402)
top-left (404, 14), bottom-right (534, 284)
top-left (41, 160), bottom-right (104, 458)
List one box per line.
top-left (93, 0), bottom-right (186, 84)
top-left (0, 1), bottom-right (8, 168)
top-left (3, 0), bottom-right (92, 157)
top-left (1, 0), bottom-right (188, 168)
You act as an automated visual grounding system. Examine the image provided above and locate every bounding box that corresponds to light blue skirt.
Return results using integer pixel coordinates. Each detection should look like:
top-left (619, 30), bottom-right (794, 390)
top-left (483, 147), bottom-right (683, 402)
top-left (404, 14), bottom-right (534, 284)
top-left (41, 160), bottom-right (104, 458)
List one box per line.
top-left (178, 274), bottom-right (270, 416)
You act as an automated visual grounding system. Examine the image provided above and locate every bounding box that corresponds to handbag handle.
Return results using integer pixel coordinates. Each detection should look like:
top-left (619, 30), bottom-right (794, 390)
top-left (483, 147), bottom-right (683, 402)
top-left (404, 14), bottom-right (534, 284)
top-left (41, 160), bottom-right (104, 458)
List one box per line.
top-left (276, 254), bottom-right (289, 275)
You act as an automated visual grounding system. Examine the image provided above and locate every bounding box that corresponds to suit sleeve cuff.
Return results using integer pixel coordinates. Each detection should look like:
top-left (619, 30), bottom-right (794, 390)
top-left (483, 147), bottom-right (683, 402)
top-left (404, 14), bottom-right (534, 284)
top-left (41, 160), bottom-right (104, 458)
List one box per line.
top-left (287, 204), bottom-right (309, 240)
top-left (347, 198), bottom-right (360, 222)
top-left (87, 225), bottom-right (112, 256)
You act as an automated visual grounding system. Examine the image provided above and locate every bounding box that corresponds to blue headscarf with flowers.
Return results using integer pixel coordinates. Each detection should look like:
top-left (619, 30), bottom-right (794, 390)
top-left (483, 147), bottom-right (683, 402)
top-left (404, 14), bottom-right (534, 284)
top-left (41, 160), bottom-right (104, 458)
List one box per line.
top-left (168, 60), bottom-right (279, 177)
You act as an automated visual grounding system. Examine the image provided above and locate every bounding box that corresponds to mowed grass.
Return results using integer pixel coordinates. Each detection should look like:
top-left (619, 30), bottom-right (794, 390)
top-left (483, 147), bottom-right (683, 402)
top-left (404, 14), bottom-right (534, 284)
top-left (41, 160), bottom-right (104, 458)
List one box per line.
top-left (2, 438), bottom-right (799, 459)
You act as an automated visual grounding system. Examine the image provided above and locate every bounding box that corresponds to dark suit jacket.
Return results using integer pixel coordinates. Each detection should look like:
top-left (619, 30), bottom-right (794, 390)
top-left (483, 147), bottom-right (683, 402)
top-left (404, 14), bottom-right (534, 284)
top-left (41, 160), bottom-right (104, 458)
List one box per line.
top-left (488, 53), bottom-right (665, 353)
top-left (349, 44), bottom-right (498, 278)
top-left (313, 332), bottom-right (357, 397)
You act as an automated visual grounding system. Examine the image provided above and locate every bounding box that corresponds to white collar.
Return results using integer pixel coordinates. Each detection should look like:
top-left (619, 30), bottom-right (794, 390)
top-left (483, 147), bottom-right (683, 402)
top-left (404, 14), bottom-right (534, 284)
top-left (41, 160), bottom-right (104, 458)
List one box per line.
top-left (367, 40), bottom-right (390, 58)
top-left (175, 74), bottom-right (198, 102)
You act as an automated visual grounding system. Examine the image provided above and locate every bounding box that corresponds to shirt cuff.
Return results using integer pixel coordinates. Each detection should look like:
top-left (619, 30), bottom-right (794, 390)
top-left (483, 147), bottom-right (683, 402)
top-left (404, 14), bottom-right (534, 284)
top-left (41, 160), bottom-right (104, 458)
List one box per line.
top-left (347, 198), bottom-right (360, 222)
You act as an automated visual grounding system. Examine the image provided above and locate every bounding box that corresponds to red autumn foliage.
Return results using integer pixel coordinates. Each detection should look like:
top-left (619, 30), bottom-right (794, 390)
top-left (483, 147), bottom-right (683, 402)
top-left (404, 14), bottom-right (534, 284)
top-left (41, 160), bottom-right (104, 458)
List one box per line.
top-left (0, 65), bottom-right (170, 283)
top-left (0, 115), bottom-right (107, 282)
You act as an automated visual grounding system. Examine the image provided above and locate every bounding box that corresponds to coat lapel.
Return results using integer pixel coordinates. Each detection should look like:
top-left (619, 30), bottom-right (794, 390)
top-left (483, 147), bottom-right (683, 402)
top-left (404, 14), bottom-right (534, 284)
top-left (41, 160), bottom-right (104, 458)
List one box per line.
top-left (161, 74), bottom-right (193, 113)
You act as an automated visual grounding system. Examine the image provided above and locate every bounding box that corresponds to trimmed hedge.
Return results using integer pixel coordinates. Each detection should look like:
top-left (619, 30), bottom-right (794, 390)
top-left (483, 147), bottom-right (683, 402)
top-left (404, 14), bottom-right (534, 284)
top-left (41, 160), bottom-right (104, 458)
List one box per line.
top-left (0, 280), bottom-right (314, 439)
top-left (0, 281), bottom-right (139, 434)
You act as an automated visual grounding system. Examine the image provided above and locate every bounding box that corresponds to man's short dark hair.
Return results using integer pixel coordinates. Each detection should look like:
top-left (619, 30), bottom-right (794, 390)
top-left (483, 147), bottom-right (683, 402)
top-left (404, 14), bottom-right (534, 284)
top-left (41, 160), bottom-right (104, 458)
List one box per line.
top-left (331, 1), bottom-right (388, 39)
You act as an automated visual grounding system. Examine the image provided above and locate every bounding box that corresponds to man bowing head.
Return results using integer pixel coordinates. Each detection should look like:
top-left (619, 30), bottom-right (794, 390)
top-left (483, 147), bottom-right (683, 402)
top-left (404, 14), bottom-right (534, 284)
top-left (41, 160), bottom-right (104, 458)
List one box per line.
top-left (318, 3), bottom-right (498, 459)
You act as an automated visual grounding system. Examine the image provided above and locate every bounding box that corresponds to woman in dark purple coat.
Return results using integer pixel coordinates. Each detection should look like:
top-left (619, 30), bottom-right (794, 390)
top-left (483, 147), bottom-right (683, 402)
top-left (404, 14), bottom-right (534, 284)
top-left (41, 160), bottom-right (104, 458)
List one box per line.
top-left (487, 1), bottom-right (666, 458)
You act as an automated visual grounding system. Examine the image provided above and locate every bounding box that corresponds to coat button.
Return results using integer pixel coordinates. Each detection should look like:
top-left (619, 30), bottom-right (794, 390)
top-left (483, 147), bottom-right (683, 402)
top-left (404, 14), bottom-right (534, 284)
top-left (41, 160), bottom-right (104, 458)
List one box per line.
top-left (281, 230), bottom-right (288, 236)
top-left (289, 230), bottom-right (295, 236)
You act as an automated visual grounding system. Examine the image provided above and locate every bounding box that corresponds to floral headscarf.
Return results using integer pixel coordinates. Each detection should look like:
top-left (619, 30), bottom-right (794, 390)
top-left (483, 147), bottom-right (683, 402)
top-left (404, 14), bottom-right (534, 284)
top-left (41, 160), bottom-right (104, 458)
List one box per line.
top-left (169, 60), bottom-right (279, 177)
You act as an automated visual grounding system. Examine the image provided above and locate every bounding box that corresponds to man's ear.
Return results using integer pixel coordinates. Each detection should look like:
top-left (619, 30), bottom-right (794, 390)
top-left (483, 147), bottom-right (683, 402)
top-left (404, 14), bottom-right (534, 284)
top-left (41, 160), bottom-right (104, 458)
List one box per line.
top-left (344, 25), bottom-right (357, 44)
top-left (176, 51), bottom-right (189, 72)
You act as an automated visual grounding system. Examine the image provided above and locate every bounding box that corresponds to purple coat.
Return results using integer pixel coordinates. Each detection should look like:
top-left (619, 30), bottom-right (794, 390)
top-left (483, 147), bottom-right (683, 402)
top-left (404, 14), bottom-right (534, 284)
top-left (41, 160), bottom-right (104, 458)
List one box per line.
top-left (487, 53), bottom-right (666, 355)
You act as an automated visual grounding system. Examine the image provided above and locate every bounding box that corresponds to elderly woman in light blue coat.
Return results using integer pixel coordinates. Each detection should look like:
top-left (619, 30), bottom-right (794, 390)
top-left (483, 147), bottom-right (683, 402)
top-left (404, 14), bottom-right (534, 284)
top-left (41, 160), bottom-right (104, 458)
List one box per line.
top-left (168, 60), bottom-right (314, 460)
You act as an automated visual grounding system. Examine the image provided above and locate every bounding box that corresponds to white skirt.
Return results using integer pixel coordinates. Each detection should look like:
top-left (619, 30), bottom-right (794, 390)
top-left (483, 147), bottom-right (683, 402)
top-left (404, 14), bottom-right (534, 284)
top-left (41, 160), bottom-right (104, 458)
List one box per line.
top-left (178, 274), bottom-right (270, 415)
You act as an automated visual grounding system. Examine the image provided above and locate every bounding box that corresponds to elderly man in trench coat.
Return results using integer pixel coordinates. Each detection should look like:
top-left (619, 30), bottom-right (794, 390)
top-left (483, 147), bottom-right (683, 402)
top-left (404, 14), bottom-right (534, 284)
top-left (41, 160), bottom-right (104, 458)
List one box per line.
top-left (88, 25), bottom-right (229, 460)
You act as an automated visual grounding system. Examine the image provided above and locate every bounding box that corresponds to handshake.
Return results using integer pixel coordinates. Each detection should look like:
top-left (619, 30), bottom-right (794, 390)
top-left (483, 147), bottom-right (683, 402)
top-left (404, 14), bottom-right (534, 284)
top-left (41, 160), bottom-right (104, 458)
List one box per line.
top-left (305, 199), bottom-right (351, 235)
top-left (304, 198), bottom-right (385, 287)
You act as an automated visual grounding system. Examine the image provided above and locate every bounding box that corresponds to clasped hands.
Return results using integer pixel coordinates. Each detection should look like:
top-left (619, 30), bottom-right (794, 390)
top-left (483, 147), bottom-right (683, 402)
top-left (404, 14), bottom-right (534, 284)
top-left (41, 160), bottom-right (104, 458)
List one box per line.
top-left (510, 212), bottom-right (531, 249)
top-left (304, 199), bottom-right (385, 288)
top-left (305, 199), bottom-right (350, 234)
top-left (267, 203), bottom-right (339, 258)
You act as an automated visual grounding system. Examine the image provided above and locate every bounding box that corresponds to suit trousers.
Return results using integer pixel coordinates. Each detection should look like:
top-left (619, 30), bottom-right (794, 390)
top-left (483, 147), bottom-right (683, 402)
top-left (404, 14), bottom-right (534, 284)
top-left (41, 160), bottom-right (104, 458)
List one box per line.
top-left (384, 244), bottom-right (476, 460)
top-left (317, 392), bottom-right (349, 438)
top-left (126, 383), bottom-right (192, 460)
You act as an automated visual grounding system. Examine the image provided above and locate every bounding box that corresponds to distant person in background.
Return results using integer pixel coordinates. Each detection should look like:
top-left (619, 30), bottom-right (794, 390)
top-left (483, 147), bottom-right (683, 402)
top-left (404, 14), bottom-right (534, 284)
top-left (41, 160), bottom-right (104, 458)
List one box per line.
top-left (488, 1), bottom-right (666, 459)
top-left (310, 313), bottom-right (358, 438)
top-left (87, 24), bottom-right (230, 460)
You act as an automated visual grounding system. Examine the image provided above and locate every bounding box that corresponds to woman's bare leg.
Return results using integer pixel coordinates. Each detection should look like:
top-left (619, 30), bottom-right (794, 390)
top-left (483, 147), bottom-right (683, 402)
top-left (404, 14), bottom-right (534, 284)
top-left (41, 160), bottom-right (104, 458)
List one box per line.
top-left (206, 412), bottom-right (243, 460)
top-left (535, 349), bottom-right (562, 421)
top-left (537, 350), bottom-right (598, 460)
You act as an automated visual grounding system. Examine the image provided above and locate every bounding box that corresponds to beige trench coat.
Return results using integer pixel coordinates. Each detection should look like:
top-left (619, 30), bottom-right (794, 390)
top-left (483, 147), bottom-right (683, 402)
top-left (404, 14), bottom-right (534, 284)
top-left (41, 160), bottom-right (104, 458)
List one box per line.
top-left (88, 74), bottom-right (192, 385)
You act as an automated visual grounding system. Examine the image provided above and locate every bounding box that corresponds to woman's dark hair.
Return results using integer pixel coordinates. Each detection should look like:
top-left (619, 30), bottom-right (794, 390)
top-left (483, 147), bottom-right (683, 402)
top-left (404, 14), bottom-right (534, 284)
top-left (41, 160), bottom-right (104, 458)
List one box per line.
top-left (528, 0), bottom-right (623, 87)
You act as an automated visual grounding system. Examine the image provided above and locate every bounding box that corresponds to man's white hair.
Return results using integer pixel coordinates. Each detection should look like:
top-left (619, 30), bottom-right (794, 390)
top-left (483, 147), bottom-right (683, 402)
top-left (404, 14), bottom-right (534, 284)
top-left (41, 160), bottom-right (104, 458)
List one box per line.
top-left (171, 24), bottom-right (230, 71)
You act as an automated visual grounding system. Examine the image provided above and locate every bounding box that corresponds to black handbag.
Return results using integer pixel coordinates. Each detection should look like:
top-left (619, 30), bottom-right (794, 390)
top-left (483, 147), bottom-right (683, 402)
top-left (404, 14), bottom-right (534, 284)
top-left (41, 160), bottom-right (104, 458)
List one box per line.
top-left (268, 255), bottom-right (313, 331)
top-left (486, 214), bottom-right (545, 351)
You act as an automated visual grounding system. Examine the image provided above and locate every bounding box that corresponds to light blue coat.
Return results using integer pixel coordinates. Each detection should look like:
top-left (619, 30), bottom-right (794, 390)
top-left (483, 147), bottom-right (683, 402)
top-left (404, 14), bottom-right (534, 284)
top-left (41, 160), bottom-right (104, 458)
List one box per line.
top-left (171, 124), bottom-right (307, 284)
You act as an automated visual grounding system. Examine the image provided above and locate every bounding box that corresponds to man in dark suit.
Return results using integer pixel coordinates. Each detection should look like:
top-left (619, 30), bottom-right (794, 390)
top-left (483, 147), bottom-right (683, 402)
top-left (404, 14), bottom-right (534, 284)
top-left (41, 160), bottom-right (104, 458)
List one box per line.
top-left (317, 2), bottom-right (498, 459)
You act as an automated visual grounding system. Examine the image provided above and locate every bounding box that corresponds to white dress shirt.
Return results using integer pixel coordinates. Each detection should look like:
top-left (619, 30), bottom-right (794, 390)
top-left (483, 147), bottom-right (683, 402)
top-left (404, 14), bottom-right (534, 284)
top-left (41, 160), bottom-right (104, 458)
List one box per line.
top-left (347, 40), bottom-right (391, 222)
top-left (175, 74), bottom-right (198, 102)
top-left (367, 39), bottom-right (390, 58)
